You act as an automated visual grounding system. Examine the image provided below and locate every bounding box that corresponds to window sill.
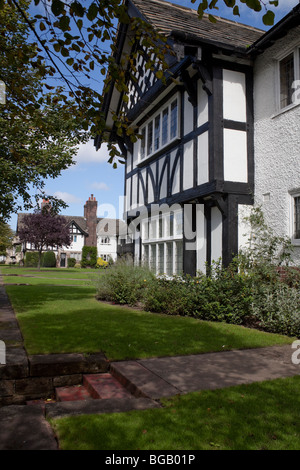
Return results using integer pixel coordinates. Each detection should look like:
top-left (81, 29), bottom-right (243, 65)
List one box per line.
top-left (291, 239), bottom-right (300, 247)
top-left (138, 138), bottom-right (180, 167)
top-left (271, 102), bottom-right (300, 119)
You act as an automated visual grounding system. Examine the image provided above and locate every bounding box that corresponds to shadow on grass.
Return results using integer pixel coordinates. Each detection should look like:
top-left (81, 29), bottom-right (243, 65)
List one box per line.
top-left (5, 284), bottom-right (95, 313)
top-left (53, 376), bottom-right (300, 450)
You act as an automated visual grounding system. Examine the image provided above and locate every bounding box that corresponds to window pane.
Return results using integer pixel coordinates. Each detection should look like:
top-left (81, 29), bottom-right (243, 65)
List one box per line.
top-left (154, 115), bottom-right (160, 151)
top-left (150, 219), bottom-right (157, 239)
top-left (159, 215), bottom-right (163, 238)
top-left (169, 212), bottom-right (174, 237)
top-left (162, 107), bottom-right (169, 146)
top-left (175, 211), bottom-right (183, 236)
top-left (143, 245), bottom-right (149, 266)
top-left (170, 99), bottom-right (178, 139)
top-left (150, 244), bottom-right (157, 272)
top-left (142, 220), bottom-right (149, 240)
top-left (166, 242), bottom-right (173, 276)
top-left (280, 53), bottom-right (294, 109)
top-left (175, 241), bottom-right (183, 275)
top-left (158, 243), bottom-right (164, 274)
top-left (295, 197), bottom-right (300, 239)
top-left (147, 121), bottom-right (153, 155)
top-left (141, 127), bottom-right (146, 159)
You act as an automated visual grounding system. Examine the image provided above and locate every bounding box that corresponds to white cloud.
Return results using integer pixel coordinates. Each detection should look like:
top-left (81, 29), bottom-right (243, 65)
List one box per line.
top-left (91, 182), bottom-right (110, 191)
top-left (53, 191), bottom-right (82, 204)
top-left (74, 140), bottom-right (110, 165)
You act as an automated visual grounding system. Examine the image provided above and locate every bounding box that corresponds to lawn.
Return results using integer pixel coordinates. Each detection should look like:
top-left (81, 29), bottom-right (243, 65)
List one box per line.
top-left (0, 266), bottom-right (295, 360)
top-left (1, 266), bottom-right (299, 451)
top-left (51, 375), bottom-right (300, 450)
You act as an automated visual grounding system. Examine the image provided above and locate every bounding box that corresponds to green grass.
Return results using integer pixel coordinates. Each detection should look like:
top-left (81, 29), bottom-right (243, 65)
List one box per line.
top-left (51, 375), bottom-right (300, 450)
top-left (2, 267), bottom-right (294, 359)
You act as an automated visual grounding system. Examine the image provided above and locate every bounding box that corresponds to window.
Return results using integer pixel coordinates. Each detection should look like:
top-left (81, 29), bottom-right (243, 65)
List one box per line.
top-left (278, 47), bottom-right (300, 110)
top-left (294, 196), bottom-right (300, 239)
top-left (141, 209), bottom-right (183, 276)
top-left (101, 237), bottom-right (110, 244)
top-left (139, 95), bottom-right (179, 160)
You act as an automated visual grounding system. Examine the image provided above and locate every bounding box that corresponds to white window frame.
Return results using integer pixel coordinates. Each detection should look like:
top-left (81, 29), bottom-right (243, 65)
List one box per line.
top-left (139, 93), bottom-right (180, 162)
top-left (141, 209), bottom-right (183, 276)
top-left (276, 45), bottom-right (300, 113)
top-left (290, 191), bottom-right (300, 246)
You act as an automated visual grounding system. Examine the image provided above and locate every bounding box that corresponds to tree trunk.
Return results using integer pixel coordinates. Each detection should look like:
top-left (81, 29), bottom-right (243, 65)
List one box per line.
top-left (38, 250), bottom-right (42, 271)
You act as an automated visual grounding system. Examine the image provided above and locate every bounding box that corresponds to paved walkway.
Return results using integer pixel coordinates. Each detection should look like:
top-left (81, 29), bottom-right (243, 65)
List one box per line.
top-left (0, 275), bottom-right (300, 449)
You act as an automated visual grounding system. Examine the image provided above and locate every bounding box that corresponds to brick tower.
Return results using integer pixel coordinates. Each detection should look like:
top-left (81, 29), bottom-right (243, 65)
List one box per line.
top-left (84, 194), bottom-right (98, 247)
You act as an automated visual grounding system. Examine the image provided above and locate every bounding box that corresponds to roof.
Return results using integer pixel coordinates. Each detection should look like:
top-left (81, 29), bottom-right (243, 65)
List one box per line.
top-left (248, 3), bottom-right (300, 56)
top-left (129, 0), bottom-right (264, 50)
top-left (17, 213), bottom-right (127, 237)
top-left (97, 218), bottom-right (128, 236)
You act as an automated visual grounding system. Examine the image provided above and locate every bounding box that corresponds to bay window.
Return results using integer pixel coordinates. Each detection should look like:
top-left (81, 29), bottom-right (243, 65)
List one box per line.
top-left (139, 95), bottom-right (179, 160)
top-left (141, 209), bottom-right (183, 276)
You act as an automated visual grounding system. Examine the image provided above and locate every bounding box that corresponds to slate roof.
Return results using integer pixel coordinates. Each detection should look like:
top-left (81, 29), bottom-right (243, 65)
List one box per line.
top-left (17, 213), bottom-right (127, 237)
top-left (97, 218), bottom-right (128, 236)
top-left (130, 0), bottom-right (264, 50)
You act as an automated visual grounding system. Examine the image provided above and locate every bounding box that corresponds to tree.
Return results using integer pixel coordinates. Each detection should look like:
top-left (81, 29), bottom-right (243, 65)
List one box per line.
top-left (0, 222), bottom-right (14, 256)
top-left (0, 1), bottom-right (282, 164)
top-left (0, 0), bottom-right (89, 222)
top-left (17, 209), bottom-right (71, 270)
top-left (0, 0), bottom-right (283, 220)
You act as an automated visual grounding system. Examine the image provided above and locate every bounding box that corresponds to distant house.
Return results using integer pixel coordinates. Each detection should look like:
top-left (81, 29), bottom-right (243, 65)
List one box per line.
top-left (96, 0), bottom-right (300, 276)
top-left (14, 195), bottom-right (128, 267)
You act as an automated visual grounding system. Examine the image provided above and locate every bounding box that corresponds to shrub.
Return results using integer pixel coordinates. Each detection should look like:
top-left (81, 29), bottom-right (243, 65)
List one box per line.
top-left (24, 252), bottom-right (39, 267)
top-left (42, 251), bottom-right (56, 267)
top-left (251, 283), bottom-right (300, 337)
top-left (96, 257), bottom-right (108, 269)
top-left (67, 257), bottom-right (76, 268)
top-left (81, 246), bottom-right (97, 268)
top-left (95, 256), bottom-right (154, 305)
top-left (143, 261), bottom-right (253, 324)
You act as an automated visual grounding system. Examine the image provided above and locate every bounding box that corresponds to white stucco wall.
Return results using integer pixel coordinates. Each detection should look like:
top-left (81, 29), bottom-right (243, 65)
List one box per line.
top-left (97, 236), bottom-right (118, 262)
top-left (253, 26), bottom-right (300, 264)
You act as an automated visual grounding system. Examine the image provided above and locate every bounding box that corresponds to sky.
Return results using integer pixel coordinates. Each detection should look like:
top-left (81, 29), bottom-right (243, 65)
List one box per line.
top-left (7, 0), bottom-right (300, 231)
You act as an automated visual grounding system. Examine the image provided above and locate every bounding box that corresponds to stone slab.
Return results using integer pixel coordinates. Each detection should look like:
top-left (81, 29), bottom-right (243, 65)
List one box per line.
top-left (45, 397), bottom-right (161, 419)
top-left (110, 361), bottom-right (180, 399)
top-left (0, 405), bottom-right (58, 450)
top-left (29, 352), bottom-right (109, 377)
top-left (0, 347), bottom-right (29, 379)
top-left (137, 345), bottom-right (300, 393)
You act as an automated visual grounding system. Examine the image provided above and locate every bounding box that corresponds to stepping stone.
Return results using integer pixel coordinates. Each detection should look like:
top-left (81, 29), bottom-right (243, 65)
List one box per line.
top-left (56, 384), bottom-right (93, 402)
top-left (83, 373), bottom-right (133, 399)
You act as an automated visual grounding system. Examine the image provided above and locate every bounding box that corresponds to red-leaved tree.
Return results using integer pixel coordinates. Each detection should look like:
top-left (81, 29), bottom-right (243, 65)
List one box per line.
top-left (18, 210), bottom-right (71, 270)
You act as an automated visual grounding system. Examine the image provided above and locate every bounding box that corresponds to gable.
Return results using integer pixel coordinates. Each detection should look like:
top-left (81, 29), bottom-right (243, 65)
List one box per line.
top-left (96, 0), bottom-right (264, 151)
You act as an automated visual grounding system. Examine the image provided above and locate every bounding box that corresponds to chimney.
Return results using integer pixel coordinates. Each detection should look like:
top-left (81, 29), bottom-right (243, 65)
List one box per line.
top-left (41, 199), bottom-right (51, 212)
top-left (84, 194), bottom-right (98, 247)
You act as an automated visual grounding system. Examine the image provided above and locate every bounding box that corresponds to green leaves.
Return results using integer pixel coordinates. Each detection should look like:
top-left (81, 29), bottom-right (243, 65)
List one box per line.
top-left (263, 9), bottom-right (275, 25)
top-left (198, 0), bottom-right (278, 25)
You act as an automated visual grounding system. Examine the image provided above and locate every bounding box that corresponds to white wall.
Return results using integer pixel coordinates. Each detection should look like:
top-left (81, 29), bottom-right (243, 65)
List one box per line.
top-left (253, 26), bottom-right (300, 264)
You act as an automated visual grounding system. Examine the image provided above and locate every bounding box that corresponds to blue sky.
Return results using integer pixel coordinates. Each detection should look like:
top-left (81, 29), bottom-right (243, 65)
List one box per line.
top-left (7, 0), bottom-right (299, 231)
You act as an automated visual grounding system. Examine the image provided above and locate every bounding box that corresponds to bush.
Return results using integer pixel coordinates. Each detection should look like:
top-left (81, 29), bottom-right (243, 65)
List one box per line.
top-left (143, 261), bottom-right (253, 324)
top-left (96, 257), bottom-right (108, 269)
top-left (94, 207), bottom-right (300, 338)
top-left (42, 251), bottom-right (56, 267)
top-left (67, 257), bottom-right (76, 268)
top-left (251, 283), bottom-right (300, 337)
top-left (24, 252), bottom-right (39, 267)
top-left (81, 246), bottom-right (97, 268)
top-left (95, 256), bottom-right (154, 305)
